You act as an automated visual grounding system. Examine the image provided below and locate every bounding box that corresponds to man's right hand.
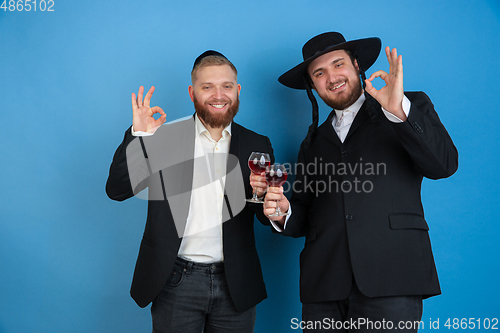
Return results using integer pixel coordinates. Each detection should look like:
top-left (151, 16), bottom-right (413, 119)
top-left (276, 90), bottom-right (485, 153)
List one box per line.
top-left (132, 86), bottom-right (166, 133)
top-left (264, 186), bottom-right (289, 228)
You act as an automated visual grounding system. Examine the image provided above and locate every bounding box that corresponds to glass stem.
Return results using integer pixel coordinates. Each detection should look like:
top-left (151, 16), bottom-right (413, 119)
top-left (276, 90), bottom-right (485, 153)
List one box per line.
top-left (252, 189), bottom-right (258, 200)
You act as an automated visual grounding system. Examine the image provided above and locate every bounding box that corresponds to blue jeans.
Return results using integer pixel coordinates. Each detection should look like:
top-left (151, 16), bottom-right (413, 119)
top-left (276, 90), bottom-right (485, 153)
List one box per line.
top-left (151, 257), bottom-right (256, 333)
top-left (302, 280), bottom-right (423, 332)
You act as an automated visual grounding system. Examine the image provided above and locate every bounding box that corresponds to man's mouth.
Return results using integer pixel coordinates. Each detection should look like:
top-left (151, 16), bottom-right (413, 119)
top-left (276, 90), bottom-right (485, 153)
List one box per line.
top-left (329, 81), bottom-right (346, 91)
top-left (210, 104), bottom-right (227, 109)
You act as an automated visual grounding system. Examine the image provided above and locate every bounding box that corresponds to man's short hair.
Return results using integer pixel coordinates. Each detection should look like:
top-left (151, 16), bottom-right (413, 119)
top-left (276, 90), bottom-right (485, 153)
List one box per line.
top-left (191, 56), bottom-right (238, 83)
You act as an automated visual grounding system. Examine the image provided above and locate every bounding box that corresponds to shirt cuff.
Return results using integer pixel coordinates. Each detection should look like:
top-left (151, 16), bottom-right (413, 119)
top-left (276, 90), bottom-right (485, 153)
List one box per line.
top-left (269, 205), bottom-right (292, 232)
top-left (131, 125), bottom-right (155, 137)
top-left (382, 96), bottom-right (411, 123)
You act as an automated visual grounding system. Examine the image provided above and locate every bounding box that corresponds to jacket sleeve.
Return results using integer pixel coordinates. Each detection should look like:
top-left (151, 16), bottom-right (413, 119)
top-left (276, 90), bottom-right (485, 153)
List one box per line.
top-left (392, 92), bottom-right (459, 180)
top-left (105, 127), bottom-right (150, 201)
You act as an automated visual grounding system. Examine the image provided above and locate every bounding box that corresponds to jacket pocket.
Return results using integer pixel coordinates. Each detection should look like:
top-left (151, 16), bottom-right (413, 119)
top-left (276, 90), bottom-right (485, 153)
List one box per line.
top-left (389, 214), bottom-right (429, 230)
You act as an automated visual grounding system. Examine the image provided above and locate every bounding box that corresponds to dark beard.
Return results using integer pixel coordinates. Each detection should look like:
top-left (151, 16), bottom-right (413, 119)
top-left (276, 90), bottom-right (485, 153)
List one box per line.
top-left (194, 95), bottom-right (239, 129)
top-left (322, 75), bottom-right (362, 110)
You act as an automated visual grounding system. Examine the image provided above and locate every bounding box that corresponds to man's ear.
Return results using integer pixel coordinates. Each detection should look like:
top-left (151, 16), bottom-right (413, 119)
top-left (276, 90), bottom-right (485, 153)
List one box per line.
top-left (353, 58), bottom-right (360, 71)
top-left (188, 85), bottom-right (194, 102)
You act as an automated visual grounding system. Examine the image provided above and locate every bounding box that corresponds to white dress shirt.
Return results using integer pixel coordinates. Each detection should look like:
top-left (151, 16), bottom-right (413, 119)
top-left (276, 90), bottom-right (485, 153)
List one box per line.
top-left (177, 116), bottom-right (231, 263)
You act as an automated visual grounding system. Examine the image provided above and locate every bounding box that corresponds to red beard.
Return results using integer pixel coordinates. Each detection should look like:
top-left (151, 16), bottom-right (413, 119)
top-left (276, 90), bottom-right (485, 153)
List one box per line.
top-left (193, 95), bottom-right (239, 129)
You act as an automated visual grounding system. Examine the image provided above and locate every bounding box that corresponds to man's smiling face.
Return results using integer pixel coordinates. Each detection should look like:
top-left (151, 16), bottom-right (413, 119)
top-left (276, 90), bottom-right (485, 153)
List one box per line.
top-left (189, 64), bottom-right (241, 129)
top-left (308, 49), bottom-right (362, 110)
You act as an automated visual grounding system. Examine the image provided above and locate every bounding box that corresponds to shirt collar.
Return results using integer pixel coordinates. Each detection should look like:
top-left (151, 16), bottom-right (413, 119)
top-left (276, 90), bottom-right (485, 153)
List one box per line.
top-left (334, 93), bottom-right (366, 120)
top-left (194, 113), bottom-right (232, 141)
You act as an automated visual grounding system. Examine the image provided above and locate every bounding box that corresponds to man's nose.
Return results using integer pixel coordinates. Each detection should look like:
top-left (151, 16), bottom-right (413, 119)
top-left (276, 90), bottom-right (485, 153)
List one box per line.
top-left (325, 69), bottom-right (337, 84)
top-left (213, 87), bottom-right (223, 99)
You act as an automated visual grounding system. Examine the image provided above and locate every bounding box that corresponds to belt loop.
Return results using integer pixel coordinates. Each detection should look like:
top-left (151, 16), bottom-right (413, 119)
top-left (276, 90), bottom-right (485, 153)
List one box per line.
top-left (186, 260), bottom-right (194, 275)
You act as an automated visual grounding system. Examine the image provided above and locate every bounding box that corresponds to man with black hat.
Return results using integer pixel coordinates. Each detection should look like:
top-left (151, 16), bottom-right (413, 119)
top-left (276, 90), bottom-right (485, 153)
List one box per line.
top-left (106, 51), bottom-right (274, 332)
top-left (262, 32), bottom-right (458, 331)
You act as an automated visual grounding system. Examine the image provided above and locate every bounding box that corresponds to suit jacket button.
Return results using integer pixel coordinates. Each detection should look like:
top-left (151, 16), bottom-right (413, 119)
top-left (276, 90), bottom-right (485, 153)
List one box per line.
top-left (341, 151), bottom-right (348, 158)
top-left (346, 214), bottom-right (353, 221)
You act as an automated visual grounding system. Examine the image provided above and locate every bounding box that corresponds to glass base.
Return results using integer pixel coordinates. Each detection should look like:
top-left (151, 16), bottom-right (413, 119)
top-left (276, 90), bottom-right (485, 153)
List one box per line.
top-left (268, 210), bottom-right (289, 217)
top-left (245, 198), bottom-right (264, 203)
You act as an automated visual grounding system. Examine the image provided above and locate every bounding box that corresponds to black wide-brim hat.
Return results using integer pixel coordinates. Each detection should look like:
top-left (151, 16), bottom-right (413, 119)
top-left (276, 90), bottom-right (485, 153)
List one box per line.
top-left (278, 32), bottom-right (382, 89)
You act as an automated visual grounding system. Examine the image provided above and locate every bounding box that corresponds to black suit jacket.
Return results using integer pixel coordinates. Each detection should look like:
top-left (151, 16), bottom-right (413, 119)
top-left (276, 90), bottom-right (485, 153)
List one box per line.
top-left (106, 116), bottom-right (274, 312)
top-left (283, 92), bottom-right (458, 303)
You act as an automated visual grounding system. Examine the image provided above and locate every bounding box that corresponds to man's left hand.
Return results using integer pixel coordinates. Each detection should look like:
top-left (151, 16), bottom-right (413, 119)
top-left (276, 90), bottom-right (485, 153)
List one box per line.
top-left (365, 46), bottom-right (406, 121)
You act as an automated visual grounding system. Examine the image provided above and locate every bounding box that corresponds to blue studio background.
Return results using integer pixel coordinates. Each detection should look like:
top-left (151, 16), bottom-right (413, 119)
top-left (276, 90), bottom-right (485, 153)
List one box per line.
top-left (1, 1), bottom-right (499, 332)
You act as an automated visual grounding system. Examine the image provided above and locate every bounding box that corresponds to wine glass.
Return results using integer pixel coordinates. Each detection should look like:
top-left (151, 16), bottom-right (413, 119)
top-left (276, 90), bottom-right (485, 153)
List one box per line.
top-left (265, 164), bottom-right (289, 217)
top-left (245, 152), bottom-right (271, 203)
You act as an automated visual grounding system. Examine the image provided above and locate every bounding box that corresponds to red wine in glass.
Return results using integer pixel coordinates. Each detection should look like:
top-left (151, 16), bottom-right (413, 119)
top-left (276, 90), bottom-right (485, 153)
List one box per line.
top-left (246, 152), bottom-right (271, 203)
top-left (265, 169), bottom-right (288, 187)
top-left (248, 159), bottom-right (271, 174)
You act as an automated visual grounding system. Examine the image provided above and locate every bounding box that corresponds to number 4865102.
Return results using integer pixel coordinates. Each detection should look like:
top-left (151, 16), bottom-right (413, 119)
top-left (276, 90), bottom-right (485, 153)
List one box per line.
top-left (1, 0), bottom-right (55, 11)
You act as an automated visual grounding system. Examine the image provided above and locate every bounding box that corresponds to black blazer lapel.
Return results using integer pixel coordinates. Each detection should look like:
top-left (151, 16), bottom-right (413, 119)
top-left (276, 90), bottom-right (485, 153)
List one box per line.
top-left (343, 93), bottom-right (380, 143)
top-left (318, 109), bottom-right (342, 147)
top-left (223, 122), bottom-right (241, 220)
top-left (228, 122), bottom-right (239, 158)
top-left (344, 100), bottom-right (370, 144)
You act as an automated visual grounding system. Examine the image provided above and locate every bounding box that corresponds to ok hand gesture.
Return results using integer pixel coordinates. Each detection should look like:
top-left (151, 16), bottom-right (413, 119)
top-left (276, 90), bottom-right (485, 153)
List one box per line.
top-left (131, 86), bottom-right (166, 133)
top-left (365, 46), bottom-right (406, 121)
